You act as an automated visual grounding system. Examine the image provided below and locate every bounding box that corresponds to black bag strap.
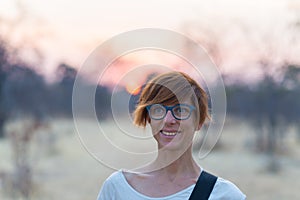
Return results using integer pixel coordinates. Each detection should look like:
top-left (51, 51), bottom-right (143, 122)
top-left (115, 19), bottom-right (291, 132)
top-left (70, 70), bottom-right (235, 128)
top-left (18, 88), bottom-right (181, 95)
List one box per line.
top-left (189, 170), bottom-right (218, 200)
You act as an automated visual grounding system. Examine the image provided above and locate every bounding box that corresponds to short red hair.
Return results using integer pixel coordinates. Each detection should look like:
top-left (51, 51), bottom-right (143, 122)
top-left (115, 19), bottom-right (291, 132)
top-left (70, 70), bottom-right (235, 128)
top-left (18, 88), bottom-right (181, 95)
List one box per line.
top-left (133, 71), bottom-right (210, 127)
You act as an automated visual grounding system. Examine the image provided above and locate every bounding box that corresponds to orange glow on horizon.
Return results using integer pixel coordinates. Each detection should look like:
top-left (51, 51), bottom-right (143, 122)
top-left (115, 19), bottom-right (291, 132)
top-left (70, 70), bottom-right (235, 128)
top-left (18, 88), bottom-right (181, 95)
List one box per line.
top-left (125, 81), bottom-right (141, 95)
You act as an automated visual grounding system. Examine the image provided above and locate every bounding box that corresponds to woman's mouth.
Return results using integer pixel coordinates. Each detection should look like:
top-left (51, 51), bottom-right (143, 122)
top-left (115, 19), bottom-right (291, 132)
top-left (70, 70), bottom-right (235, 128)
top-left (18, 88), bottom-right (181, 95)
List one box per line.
top-left (160, 130), bottom-right (179, 136)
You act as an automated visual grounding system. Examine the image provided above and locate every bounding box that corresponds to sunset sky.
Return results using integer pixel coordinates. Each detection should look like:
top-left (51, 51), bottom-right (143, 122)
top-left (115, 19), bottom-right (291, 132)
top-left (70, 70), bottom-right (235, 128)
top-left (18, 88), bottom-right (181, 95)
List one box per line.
top-left (0, 0), bottom-right (299, 85)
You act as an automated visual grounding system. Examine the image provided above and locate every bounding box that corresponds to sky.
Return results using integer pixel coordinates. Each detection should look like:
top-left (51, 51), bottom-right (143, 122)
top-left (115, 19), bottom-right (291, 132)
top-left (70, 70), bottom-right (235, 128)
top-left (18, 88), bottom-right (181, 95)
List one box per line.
top-left (0, 0), bottom-right (300, 84)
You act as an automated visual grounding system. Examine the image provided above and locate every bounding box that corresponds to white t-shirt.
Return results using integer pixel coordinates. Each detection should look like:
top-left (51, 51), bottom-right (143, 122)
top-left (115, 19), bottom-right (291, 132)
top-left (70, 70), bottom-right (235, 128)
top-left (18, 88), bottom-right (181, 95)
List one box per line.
top-left (97, 170), bottom-right (246, 200)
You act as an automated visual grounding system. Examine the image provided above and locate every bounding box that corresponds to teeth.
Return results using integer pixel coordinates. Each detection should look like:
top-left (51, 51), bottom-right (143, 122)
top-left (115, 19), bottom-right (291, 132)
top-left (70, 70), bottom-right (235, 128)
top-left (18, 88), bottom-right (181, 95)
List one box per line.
top-left (161, 131), bottom-right (178, 136)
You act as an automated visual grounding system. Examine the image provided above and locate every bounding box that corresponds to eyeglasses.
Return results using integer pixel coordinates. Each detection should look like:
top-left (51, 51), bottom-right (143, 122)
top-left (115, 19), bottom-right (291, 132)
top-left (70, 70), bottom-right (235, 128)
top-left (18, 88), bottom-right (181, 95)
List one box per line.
top-left (146, 104), bottom-right (196, 120)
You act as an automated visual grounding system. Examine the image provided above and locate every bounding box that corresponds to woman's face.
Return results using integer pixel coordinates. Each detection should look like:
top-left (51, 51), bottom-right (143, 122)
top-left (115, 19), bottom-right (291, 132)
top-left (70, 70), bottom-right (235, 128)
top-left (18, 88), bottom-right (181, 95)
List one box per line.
top-left (148, 99), bottom-right (200, 151)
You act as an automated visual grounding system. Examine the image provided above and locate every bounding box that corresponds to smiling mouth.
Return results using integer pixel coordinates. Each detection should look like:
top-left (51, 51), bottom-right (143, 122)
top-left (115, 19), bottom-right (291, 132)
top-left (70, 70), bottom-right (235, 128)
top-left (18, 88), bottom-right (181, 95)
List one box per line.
top-left (160, 130), bottom-right (179, 136)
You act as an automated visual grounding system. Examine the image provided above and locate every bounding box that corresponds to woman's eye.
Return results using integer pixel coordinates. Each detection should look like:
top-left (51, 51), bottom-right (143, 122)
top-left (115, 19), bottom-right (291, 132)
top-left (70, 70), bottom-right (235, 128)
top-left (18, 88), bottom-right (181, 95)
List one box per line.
top-left (154, 108), bottom-right (164, 114)
top-left (175, 107), bottom-right (188, 113)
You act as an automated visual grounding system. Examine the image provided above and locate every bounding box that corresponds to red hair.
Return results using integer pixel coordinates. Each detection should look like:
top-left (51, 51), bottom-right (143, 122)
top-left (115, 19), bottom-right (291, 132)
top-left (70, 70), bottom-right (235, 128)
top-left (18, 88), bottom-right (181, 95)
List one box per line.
top-left (133, 71), bottom-right (210, 127)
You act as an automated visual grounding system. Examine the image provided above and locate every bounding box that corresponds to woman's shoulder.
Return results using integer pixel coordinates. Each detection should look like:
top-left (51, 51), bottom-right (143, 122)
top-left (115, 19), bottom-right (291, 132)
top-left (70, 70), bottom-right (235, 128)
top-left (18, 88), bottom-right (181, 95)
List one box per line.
top-left (210, 177), bottom-right (246, 200)
top-left (104, 170), bottom-right (124, 184)
top-left (104, 170), bottom-right (144, 187)
top-left (99, 170), bottom-right (125, 191)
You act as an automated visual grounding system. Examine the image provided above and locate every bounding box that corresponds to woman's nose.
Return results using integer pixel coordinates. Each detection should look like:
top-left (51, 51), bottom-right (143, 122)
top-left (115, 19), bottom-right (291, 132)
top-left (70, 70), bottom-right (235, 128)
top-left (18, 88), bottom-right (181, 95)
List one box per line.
top-left (164, 110), bottom-right (176, 123)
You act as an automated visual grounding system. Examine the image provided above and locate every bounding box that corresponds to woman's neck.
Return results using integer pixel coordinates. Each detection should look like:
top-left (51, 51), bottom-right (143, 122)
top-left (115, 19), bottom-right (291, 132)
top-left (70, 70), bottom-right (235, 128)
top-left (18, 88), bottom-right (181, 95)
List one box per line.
top-left (138, 146), bottom-right (200, 178)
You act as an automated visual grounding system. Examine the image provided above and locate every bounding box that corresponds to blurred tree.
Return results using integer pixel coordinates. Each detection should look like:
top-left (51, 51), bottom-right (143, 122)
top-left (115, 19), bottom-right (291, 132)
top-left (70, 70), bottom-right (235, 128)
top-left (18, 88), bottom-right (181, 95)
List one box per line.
top-left (0, 40), bottom-right (9, 138)
top-left (51, 63), bottom-right (77, 116)
top-left (95, 85), bottom-right (111, 119)
top-left (50, 62), bottom-right (112, 119)
top-left (2, 63), bottom-right (48, 120)
top-left (0, 40), bottom-right (49, 198)
top-left (226, 64), bottom-right (300, 172)
top-left (281, 64), bottom-right (300, 142)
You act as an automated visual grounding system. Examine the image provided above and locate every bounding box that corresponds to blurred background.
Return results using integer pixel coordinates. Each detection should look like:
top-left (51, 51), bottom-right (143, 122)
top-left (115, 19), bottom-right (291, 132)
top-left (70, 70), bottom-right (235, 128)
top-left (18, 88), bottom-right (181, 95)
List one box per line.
top-left (0, 0), bottom-right (300, 199)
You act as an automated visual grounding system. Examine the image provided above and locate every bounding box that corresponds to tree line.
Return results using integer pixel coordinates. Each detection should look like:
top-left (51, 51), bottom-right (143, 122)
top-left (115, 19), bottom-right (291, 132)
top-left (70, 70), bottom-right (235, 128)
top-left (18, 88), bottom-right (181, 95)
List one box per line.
top-left (1, 39), bottom-right (300, 155)
top-left (0, 41), bottom-right (111, 138)
top-left (226, 64), bottom-right (300, 157)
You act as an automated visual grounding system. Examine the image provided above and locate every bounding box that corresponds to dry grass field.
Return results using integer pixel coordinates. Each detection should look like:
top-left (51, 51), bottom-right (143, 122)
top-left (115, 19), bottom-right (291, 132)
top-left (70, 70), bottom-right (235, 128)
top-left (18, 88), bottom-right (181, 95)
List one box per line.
top-left (0, 117), bottom-right (299, 199)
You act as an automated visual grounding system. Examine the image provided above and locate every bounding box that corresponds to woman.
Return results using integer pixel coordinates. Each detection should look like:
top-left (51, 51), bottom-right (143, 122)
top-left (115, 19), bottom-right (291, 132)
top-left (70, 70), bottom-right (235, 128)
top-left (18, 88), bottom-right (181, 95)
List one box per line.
top-left (97, 71), bottom-right (246, 200)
